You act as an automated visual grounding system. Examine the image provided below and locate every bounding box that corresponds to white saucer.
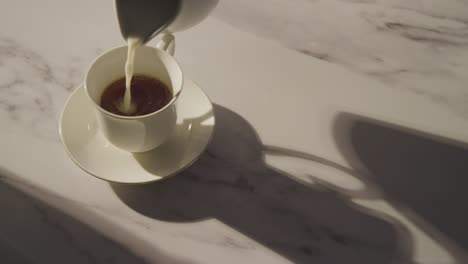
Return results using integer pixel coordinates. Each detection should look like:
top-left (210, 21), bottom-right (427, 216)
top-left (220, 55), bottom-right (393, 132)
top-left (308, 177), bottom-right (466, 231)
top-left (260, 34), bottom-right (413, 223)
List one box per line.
top-left (59, 80), bottom-right (215, 184)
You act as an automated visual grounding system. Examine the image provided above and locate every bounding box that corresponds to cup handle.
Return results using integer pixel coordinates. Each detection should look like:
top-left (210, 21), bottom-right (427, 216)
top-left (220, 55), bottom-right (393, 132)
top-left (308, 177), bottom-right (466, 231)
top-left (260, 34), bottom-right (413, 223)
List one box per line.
top-left (156, 33), bottom-right (175, 56)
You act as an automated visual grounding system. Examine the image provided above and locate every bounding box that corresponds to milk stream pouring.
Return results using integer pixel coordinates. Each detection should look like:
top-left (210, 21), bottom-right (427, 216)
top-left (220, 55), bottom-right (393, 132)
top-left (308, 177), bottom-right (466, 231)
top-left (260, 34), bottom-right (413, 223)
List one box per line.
top-left (114, 0), bottom-right (218, 114)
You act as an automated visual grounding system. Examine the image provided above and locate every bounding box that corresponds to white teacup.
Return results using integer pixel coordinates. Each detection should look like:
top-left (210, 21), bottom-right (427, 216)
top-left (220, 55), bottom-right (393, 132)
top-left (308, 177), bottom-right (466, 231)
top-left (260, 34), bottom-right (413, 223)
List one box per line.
top-left (85, 35), bottom-right (182, 152)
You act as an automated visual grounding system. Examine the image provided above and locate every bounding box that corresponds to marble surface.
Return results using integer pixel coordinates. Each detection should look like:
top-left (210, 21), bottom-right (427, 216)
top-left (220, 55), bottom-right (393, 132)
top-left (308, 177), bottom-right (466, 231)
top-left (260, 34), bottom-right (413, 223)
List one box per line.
top-left (1, 0), bottom-right (468, 263)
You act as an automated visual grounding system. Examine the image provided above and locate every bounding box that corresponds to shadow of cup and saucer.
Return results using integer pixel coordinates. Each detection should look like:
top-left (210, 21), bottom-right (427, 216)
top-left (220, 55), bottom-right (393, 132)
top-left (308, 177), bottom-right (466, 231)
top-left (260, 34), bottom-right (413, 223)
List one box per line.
top-left (112, 105), bottom-right (421, 264)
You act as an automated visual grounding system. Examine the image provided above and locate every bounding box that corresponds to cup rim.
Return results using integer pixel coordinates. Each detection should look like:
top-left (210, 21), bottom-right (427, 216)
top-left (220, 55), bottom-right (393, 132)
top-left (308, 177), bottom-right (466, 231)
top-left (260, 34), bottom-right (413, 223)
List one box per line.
top-left (84, 45), bottom-right (184, 120)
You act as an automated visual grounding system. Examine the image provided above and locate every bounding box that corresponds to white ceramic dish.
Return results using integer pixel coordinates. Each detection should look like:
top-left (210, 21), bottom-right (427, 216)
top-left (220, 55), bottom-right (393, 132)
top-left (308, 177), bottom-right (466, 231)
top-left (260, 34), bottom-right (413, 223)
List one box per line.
top-left (59, 79), bottom-right (215, 184)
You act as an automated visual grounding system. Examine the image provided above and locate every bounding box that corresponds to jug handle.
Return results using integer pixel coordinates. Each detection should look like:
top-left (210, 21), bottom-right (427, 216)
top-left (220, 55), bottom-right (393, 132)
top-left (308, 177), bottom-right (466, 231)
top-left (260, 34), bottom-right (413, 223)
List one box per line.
top-left (156, 33), bottom-right (175, 56)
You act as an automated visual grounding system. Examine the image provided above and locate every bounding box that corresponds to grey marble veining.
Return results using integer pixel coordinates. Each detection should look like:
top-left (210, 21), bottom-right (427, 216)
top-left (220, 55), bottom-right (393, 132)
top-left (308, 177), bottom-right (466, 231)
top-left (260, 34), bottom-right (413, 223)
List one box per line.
top-left (0, 37), bottom-right (69, 141)
top-left (0, 0), bottom-right (467, 263)
top-left (213, 0), bottom-right (468, 118)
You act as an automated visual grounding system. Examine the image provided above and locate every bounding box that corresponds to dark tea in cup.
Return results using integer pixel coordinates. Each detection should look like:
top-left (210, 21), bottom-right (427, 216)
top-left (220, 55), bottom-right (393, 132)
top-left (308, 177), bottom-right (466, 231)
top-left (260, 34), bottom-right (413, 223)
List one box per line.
top-left (100, 75), bottom-right (172, 116)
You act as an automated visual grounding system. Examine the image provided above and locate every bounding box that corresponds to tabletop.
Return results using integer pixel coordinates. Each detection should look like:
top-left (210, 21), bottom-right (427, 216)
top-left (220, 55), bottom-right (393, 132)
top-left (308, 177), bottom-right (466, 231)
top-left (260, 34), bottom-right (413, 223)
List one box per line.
top-left (1, 0), bottom-right (468, 263)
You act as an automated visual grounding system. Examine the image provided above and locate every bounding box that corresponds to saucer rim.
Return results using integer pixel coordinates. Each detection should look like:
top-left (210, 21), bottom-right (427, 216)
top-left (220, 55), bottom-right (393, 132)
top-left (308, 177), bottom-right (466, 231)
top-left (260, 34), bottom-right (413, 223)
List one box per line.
top-left (59, 81), bottom-right (215, 185)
